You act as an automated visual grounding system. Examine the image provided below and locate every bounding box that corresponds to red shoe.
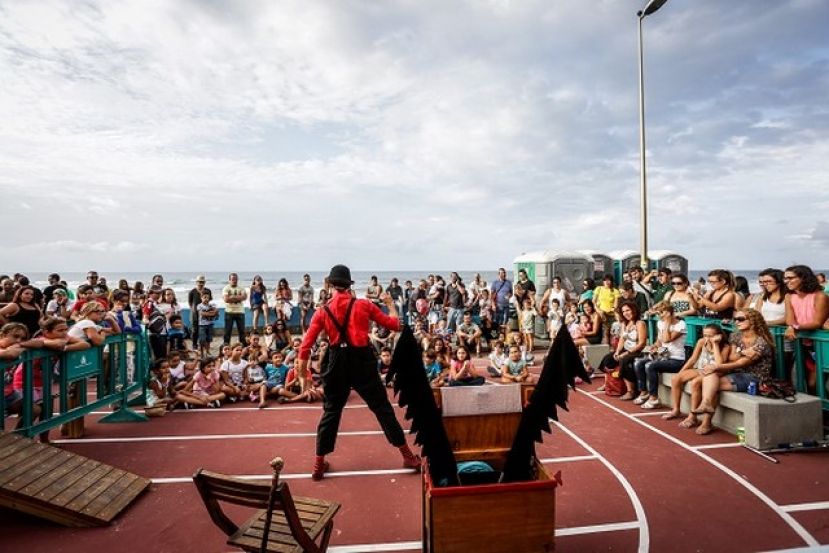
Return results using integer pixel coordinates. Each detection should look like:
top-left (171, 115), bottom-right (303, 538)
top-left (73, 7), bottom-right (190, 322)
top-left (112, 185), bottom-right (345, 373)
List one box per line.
top-left (401, 451), bottom-right (422, 470)
top-left (311, 458), bottom-right (329, 481)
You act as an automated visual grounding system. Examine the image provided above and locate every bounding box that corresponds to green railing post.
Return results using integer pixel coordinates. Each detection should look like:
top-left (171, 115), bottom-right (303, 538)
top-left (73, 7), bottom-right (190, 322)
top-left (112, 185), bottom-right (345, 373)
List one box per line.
top-left (100, 334), bottom-right (148, 424)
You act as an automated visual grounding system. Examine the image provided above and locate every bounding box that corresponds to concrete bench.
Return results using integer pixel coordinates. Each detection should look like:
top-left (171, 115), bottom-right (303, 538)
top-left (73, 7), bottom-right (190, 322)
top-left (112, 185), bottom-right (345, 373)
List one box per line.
top-left (657, 373), bottom-right (823, 450)
top-left (583, 344), bottom-right (610, 370)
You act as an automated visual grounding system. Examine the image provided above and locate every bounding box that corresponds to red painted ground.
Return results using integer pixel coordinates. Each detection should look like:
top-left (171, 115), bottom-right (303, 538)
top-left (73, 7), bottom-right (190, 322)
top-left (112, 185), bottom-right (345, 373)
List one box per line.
top-left (2, 363), bottom-right (828, 552)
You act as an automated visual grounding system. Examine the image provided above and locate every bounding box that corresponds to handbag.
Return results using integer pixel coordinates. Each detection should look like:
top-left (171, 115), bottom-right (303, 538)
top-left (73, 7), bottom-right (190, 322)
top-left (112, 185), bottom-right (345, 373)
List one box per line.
top-left (759, 380), bottom-right (796, 403)
top-left (604, 368), bottom-right (626, 397)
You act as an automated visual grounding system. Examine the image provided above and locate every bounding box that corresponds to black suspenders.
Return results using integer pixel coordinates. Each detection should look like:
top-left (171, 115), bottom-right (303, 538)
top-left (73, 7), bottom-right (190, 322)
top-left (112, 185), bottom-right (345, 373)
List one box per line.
top-left (324, 298), bottom-right (356, 348)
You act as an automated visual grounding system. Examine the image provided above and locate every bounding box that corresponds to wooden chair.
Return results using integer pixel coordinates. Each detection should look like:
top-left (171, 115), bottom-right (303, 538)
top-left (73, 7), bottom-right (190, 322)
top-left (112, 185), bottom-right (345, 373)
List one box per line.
top-left (193, 457), bottom-right (340, 553)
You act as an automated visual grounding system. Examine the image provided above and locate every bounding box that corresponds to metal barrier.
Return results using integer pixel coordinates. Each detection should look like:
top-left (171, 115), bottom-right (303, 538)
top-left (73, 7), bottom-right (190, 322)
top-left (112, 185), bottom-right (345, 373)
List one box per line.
top-left (1, 332), bottom-right (150, 438)
top-left (647, 315), bottom-right (829, 411)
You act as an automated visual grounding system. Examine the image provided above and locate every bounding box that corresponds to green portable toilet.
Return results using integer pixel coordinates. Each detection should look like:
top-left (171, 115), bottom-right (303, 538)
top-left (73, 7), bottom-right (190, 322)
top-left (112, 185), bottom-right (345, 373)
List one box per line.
top-left (513, 250), bottom-right (592, 298)
top-left (609, 249), bottom-right (642, 284)
top-left (649, 250), bottom-right (688, 275)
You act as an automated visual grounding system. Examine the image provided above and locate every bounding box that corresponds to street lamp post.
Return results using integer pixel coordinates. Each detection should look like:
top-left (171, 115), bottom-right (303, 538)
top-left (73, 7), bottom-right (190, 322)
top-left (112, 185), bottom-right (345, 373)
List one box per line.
top-left (637, 0), bottom-right (669, 271)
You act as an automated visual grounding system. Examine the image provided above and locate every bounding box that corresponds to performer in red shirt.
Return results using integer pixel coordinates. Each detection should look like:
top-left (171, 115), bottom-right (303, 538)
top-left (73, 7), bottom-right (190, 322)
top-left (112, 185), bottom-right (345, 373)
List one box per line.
top-left (297, 264), bottom-right (421, 480)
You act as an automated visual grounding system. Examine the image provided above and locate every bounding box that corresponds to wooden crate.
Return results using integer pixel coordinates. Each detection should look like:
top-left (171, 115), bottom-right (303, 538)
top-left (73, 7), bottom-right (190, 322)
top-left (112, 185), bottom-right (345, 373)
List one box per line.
top-left (423, 385), bottom-right (557, 552)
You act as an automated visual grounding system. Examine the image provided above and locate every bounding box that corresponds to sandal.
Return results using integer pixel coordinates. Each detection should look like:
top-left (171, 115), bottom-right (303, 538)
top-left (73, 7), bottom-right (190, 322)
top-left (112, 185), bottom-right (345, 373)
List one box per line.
top-left (695, 424), bottom-right (713, 435)
top-left (619, 392), bottom-right (635, 401)
top-left (679, 418), bottom-right (698, 429)
top-left (661, 411), bottom-right (680, 420)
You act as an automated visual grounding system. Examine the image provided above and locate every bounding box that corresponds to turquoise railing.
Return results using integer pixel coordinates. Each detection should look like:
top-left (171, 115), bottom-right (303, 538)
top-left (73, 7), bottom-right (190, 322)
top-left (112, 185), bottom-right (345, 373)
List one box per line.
top-left (647, 315), bottom-right (829, 411)
top-left (1, 331), bottom-right (150, 438)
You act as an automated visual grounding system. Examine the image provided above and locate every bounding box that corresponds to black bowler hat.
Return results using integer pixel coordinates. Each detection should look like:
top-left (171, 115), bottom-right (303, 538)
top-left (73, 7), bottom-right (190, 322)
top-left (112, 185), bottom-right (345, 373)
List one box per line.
top-left (327, 264), bottom-right (354, 287)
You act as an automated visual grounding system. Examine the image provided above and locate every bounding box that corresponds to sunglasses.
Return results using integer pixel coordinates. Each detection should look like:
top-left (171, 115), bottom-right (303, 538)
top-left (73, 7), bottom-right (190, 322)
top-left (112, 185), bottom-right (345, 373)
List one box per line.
top-left (733, 316), bottom-right (748, 322)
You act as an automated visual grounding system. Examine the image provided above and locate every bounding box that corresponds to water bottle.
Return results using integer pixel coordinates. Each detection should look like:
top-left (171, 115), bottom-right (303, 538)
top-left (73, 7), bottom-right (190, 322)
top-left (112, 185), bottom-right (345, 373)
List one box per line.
top-left (747, 381), bottom-right (757, 396)
top-left (736, 426), bottom-right (746, 444)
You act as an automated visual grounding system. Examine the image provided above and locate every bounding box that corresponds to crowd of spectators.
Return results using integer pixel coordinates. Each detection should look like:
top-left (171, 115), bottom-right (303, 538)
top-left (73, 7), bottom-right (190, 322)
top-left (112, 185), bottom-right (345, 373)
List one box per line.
top-left (3, 265), bottom-right (829, 436)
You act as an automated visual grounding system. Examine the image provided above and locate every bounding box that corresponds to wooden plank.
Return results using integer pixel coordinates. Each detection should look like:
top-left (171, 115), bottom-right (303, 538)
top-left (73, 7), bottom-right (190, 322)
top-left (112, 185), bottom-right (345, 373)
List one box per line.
top-left (4, 448), bottom-right (75, 492)
top-left (0, 438), bottom-right (37, 464)
top-left (0, 431), bottom-right (24, 450)
top-left (65, 467), bottom-right (125, 513)
top-left (0, 494), bottom-right (97, 528)
top-left (22, 454), bottom-right (87, 497)
top-left (0, 446), bottom-right (61, 487)
top-left (87, 475), bottom-right (149, 522)
top-left (50, 463), bottom-right (112, 508)
top-left (75, 471), bottom-right (132, 516)
top-left (38, 458), bottom-right (100, 502)
top-left (0, 439), bottom-right (42, 468)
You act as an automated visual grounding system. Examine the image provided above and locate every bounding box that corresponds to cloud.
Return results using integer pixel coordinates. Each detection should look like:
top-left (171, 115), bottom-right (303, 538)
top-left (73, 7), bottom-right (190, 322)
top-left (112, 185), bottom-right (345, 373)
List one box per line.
top-left (0, 0), bottom-right (828, 272)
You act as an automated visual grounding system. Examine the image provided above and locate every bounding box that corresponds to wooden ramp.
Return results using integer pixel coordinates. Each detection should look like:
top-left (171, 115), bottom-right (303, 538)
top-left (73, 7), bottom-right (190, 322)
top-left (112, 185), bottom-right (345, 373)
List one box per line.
top-left (0, 432), bottom-right (150, 527)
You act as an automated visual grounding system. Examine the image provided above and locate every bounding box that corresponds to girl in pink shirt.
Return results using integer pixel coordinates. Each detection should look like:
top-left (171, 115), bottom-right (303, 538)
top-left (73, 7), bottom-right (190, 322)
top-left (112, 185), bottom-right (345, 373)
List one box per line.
top-left (176, 357), bottom-right (226, 408)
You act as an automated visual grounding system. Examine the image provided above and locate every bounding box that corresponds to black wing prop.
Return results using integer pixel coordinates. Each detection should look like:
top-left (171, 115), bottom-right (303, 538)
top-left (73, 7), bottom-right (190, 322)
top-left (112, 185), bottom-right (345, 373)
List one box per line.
top-left (388, 326), bottom-right (459, 487)
top-left (501, 328), bottom-right (591, 483)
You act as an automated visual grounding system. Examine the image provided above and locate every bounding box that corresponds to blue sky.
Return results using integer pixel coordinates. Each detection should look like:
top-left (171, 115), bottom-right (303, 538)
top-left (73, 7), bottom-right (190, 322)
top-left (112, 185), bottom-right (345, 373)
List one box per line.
top-left (1, 0), bottom-right (828, 272)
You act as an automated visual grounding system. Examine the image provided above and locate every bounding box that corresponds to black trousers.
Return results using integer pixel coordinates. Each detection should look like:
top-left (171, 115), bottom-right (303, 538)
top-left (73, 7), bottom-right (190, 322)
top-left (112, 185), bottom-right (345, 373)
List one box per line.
top-left (317, 346), bottom-right (406, 456)
top-left (223, 312), bottom-right (246, 345)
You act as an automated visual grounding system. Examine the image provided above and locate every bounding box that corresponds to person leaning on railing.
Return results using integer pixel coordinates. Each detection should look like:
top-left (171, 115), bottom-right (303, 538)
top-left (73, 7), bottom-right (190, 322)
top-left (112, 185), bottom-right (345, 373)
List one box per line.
top-left (783, 265), bottom-right (829, 392)
top-left (690, 269), bottom-right (736, 321)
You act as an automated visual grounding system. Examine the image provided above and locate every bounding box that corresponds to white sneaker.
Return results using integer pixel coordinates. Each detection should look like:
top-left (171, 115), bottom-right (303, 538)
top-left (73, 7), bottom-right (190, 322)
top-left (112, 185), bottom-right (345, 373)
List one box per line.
top-left (642, 398), bottom-right (660, 409)
top-left (633, 395), bottom-right (649, 405)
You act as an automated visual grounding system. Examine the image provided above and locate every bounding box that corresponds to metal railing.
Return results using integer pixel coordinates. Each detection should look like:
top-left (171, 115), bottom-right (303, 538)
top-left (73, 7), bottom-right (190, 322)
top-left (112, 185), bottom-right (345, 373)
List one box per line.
top-left (646, 315), bottom-right (829, 411)
top-left (2, 332), bottom-right (151, 438)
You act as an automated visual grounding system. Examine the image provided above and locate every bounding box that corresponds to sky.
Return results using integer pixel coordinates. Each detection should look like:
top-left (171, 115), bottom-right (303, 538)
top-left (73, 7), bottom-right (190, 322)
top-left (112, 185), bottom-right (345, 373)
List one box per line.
top-left (1, 0), bottom-right (828, 272)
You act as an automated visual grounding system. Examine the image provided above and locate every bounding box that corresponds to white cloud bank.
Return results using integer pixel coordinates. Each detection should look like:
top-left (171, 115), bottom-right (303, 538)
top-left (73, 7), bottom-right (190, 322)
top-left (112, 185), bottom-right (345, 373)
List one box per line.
top-left (1, 0), bottom-right (828, 272)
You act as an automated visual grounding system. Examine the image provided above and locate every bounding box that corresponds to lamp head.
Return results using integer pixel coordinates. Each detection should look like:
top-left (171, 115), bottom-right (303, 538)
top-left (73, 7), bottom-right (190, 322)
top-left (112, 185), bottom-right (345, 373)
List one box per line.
top-left (641, 0), bottom-right (669, 17)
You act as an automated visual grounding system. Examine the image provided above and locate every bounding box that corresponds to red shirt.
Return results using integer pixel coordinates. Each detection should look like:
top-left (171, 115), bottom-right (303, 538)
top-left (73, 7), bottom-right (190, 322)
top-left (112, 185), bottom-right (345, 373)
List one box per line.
top-left (299, 291), bottom-right (400, 361)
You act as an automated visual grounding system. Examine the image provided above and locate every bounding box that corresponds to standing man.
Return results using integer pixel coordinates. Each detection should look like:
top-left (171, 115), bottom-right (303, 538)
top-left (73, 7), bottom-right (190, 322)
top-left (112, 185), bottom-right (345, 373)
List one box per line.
top-left (296, 265), bottom-right (421, 480)
top-left (297, 274), bottom-right (315, 333)
top-left (491, 267), bottom-right (513, 335)
top-left (386, 277), bottom-right (404, 320)
top-left (630, 266), bottom-right (653, 307)
top-left (42, 273), bottom-right (67, 305)
top-left (444, 272), bottom-right (467, 333)
top-left (651, 268), bottom-right (673, 304)
top-left (222, 273), bottom-right (248, 346)
top-left (188, 275), bottom-right (211, 348)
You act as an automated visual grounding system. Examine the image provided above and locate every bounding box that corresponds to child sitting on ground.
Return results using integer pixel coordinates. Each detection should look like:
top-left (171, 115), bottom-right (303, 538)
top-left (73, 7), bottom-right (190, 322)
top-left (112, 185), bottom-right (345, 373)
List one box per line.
top-left (176, 357), bottom-right (225, 409)
top-left (168, 350), bottom-right (198, 392)
top-left (502, 345), bottom-right (531, 383)
top-left (378, 346), bottom-right (393, 387)
top-left (145, 358), bottom-right (175, 416)
top-left (486, 340), bottom-right (508, 377)
top-left (285, 365), bottom-right (323, 402)
top-left (244, 360), bottom-right (266, 403)
top-left (423, 349), bottom-right (444, 387)
top-left (448, 345), bottom-right (485, 386)
top-left (259, 351), bottom-right (304, 408)
top-left (219, 344), bottom-right (248, 402)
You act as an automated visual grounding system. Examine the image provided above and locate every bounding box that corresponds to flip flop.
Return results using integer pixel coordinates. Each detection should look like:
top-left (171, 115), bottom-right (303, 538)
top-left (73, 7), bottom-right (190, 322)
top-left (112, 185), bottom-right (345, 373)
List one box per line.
top-left (679, 418), bottom-right (698, 428)
top-left (661, 412), bottom-right (680, 420)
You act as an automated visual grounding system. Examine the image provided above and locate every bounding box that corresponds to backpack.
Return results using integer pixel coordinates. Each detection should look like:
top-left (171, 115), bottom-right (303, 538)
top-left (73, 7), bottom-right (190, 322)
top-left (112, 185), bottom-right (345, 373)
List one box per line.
top-left (759, 380), bottom-right (796, 403)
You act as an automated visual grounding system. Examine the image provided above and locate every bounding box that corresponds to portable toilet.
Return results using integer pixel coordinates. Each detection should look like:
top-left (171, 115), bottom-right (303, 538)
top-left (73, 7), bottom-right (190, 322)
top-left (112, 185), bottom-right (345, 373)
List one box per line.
top-left (513, 251), bottom-right (555, 297)
top-left (608, 249), bottom-right (642, 284)
top-left (578, 250), bottom-right (614, 282)
top-left (649, 250), bottom-right (688, 276)
top-left (513, 250), bottom-right (592, 297)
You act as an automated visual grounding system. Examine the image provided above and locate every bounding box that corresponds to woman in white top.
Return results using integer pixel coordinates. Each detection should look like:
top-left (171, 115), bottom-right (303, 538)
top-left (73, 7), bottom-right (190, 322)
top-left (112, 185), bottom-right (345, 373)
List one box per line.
top-left (632, 302), bottom-right (687, 409)
top-left (614, 301), bottom-right (648, 400)
top-left (68, 302), bottom-right (120, 346)
top-left (539, 277), bottom-right (569, 315)
top-left (662, 324), bottom-right (732, 428)
top-left (750, 269), bottom-right (786, 325)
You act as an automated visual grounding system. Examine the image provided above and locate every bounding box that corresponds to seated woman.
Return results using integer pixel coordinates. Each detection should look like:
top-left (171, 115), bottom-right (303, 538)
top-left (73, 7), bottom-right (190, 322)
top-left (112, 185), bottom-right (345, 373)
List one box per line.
top-left (573, 300), bottom-right (603, 347)
top-left (596, 301), bottom-right (647, 400)
top-left (632, 302), bottom-right (687, 409)
top-left (663, 273), bottom-right (697, 318)
top-left (692, 309), bottom-right (774, 435)
top-left (663, 324), bottom-right (731, 427)
top-left (691, 269), bottom-right (736, 321)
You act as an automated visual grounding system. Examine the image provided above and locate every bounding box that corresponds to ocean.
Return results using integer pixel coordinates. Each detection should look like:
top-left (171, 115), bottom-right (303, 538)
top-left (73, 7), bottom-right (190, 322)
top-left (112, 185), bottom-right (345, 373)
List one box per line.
top-left (15, 269), bottom-right (806, 308)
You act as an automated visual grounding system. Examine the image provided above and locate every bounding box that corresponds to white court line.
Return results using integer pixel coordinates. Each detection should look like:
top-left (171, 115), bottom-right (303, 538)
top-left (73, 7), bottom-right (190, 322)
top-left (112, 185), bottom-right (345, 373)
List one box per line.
top-left (586, 391), bottom-right (606, 395)
top-left (576, 389), bottom-right (819, 548)
top-left (153, 467), bottom-right (417, 484)
top-left (150, 455), bottom-right (597, 484)
top-left (551, 420), bottom-right (650, 553)
top-left (54, 430), bottom-right (385, 444)
top-left (692, 442), bottom-right (743, 450)
top-left (629, 411), bottom-right (670, 418)
top-left (556, 520), bottom-right (640, 536)
top-left (781, 501), bottom-right (829, 513)
top-left (540, 454), bottom-right (598, 464)
top-left (324, 522), bottom-right (642, 552)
